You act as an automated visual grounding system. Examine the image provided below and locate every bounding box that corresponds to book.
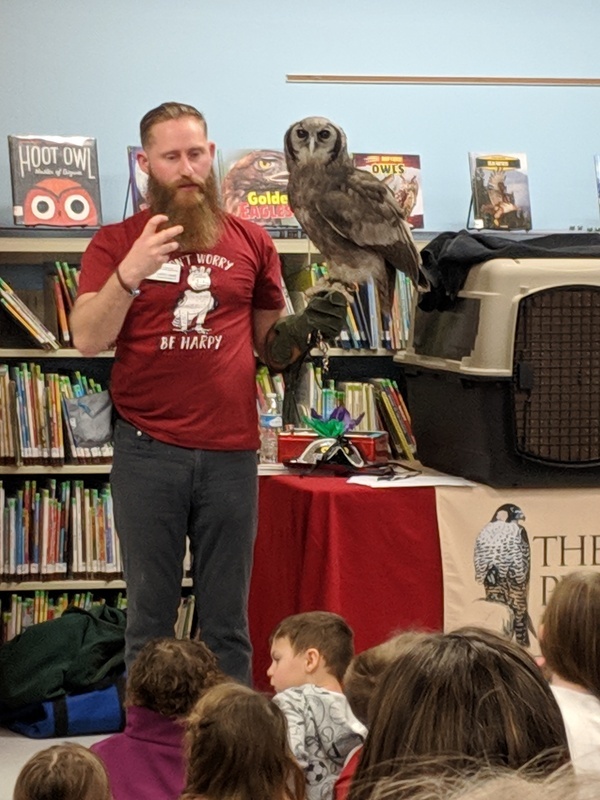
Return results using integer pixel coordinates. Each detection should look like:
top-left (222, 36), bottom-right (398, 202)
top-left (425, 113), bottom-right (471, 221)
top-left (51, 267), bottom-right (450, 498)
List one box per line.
top-left (127, 145), bottom-right (149, 213)
top-left (468, 152), bottom-right (532, 230)
top-left (218, 149), bottom-right (306, 238)
top-left (595, 155), bottom-right (600, 218)
top-left (352, 153), bottom-right (424, 229)
top-left (7, 135), bottom-right (102, 227)
top-left (0, 277), bottom-right (60, 350)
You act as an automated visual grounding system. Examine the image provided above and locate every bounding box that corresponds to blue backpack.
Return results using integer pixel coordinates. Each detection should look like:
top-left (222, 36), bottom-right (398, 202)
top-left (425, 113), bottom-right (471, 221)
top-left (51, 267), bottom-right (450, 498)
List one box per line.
top-left (1, 673), bottom-right (126, 738)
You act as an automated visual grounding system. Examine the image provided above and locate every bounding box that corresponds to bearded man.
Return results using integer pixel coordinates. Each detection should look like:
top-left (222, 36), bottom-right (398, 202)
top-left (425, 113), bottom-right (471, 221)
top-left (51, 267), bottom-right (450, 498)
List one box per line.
top-left (71, 102), bottom-right (346, 682)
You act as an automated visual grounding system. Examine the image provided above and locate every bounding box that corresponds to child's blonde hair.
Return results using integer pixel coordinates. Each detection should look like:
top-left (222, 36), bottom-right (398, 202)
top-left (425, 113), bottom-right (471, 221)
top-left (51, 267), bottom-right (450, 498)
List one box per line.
top-left (13, 743), bottom-right (111, 800)
top-left (270, 611), bottom-right (354, 682)
top-left (182, 682), bottom-right (305, 800)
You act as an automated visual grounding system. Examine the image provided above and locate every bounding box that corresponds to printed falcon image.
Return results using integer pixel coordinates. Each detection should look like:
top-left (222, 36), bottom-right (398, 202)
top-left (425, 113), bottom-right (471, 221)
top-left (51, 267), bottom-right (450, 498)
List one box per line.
top-left (473, 503), bottom-right (535, 647)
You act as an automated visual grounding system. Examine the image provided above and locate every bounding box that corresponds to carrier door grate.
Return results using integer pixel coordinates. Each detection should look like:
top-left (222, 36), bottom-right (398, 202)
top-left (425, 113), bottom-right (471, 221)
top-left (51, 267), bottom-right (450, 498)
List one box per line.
top-left (513, 286), bottom-right (600, 465)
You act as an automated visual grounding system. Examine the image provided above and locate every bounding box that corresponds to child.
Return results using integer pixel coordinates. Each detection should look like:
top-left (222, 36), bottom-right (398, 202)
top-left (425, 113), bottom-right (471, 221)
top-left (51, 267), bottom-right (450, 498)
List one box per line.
top-left (268, 611), bottom-right (367, 800)
top-left (13, 742), bottom-right (111, 800)
top-left (91, 637), bottom-right (225, 800)
top-left (335, 631), bottom-right (427, 800)
top-left (540, 570), bottom-right (600, 774)
top-left (347, 627), bottom-right (570, 800)
top-left (181, 682), bottom-right (305, 800)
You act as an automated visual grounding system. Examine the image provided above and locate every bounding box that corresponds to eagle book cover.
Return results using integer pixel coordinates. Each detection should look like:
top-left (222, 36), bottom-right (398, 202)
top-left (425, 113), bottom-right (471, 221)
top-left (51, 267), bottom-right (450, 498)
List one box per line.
top-left (468, 152), bottom-right (532, 231)
top-left (352, 153), bottom-right (424, 229)
top-left (8, 134), bottom-right (102, 227)
top-left (127, 145), bottom-right (149, 213)
top-left (217, 149), bottom-right (306, 238)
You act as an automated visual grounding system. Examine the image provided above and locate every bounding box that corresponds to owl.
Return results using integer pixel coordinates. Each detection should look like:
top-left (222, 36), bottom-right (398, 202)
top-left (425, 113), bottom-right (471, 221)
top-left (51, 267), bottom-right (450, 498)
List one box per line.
top-left (23, 177), bottom-right (98, 226)
top-left (284, 117), bottom-right (425, 312)
top-left (221, 149), bottom-right (289, 216)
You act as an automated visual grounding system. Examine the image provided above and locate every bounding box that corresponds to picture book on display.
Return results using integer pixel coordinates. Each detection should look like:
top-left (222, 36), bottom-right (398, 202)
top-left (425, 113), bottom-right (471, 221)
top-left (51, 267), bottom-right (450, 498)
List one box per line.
top-left (218, 149), bottom-right (306, 238)
top-left (352, 153), bottom-right (424, 229)
top-left (127, 145), bottom-right (149, 213)
top-left (7, 135), bottom-right (102, 227)
top-left (468, 152), bottom-right (532, 230)
top-left (594, 155), bottom-right (600, 217)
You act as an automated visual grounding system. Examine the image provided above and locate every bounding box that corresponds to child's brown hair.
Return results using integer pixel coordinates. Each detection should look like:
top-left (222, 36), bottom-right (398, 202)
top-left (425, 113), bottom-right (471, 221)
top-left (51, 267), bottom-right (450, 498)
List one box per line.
top-left (541, 570), bottom-right (600, 698)
top-left (182, 682), bottom-right (305, 800)
top-left (13, 743), bottom-right (111, 800)
top-left (126, 637), bottom-right (225, 718)
top-left (270, 611), bottom-right (354, 682)
top-left (344, 631), bottom-right (427, 725)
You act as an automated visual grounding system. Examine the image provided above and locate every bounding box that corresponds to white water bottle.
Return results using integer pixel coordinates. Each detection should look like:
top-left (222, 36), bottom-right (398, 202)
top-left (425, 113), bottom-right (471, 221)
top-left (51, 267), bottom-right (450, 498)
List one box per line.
top-left (259, 393), bottom-right (282, 464)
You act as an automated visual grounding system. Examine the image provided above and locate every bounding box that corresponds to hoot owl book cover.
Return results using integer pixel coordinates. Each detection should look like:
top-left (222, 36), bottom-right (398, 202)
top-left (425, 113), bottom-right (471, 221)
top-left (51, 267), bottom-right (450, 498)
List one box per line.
top-left (218, 149), bottom-right (306, 238)
top-left (468, 152), bottom-right (532, 231)
top-left (7, 134), bottom-right (102, 227)
top-left (352, 153), bottom-right (424, 229)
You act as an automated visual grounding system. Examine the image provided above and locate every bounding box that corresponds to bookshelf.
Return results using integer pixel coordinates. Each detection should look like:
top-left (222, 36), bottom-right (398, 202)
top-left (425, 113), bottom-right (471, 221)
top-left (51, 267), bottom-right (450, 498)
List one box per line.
top-left (0, 229), bottom-right (427, 639)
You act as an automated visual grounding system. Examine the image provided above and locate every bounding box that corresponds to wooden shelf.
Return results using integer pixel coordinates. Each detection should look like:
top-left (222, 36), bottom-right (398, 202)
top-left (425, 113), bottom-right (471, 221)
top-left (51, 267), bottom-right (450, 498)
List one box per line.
top-left (0, 349), bottom-right (114, 358)
top-left (0, 577), bottom-right (193, 591)
top-left (0, 464), bottom-right (111, 475)
top-left (0, 234), bottom-right (432, 258)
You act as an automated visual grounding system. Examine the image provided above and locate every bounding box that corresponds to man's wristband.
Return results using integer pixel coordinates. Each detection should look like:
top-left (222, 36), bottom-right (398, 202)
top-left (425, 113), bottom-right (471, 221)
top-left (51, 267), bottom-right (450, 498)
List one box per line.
top-left (115, 266), bottom-right (141, 298)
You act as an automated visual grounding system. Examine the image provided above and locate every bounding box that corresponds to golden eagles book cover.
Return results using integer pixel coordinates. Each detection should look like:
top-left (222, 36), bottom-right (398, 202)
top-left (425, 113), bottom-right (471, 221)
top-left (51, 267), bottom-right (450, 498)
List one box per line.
top-left (468, 152), bottom-right (532, 231)
top-left (8, 135), bottom-right (102, 227)
top-left (218, 149), bottom-right (306, 238)
top-left (352, 153), bottom-right (424, 229)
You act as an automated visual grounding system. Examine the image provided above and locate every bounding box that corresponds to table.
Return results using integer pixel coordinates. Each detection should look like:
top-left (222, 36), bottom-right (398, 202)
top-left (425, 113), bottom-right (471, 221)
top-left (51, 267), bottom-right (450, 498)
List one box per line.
top-left (248, 475), bottom-right (443, 690)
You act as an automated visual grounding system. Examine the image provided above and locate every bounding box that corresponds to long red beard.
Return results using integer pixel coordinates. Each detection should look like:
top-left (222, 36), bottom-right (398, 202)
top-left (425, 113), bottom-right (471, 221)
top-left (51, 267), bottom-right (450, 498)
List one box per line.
top-left (147, 168), bottom-right (223, 252)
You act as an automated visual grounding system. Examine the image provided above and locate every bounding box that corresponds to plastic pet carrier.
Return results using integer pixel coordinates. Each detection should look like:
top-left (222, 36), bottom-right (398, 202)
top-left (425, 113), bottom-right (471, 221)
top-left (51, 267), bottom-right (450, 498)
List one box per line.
top-left (397, 257), bottom-right (600, 487)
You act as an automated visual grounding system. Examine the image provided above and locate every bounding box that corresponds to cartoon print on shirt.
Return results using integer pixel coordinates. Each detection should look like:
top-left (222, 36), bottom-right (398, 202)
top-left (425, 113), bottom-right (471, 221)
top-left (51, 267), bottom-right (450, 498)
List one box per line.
top-left (172, 266), bottom-right (218, 333)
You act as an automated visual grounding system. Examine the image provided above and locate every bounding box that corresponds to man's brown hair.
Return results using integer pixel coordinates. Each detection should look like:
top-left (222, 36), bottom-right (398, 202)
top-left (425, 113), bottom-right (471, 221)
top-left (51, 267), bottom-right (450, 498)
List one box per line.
top-left (140, 101), bottom-right (207, 147)
top-left (13, 743), bottom-right (111, 800)
top-left (270, 611), bottom-right (354, 682)
top-left (126, 637), bottom-right (225, 718)
top-left (541, 570), bottom-right (600, 698)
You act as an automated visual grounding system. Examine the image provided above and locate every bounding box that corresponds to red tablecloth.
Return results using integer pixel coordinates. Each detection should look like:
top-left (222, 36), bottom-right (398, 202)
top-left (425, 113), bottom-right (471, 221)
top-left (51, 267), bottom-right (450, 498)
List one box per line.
top-left (249, 475), bottom-right (443, 690)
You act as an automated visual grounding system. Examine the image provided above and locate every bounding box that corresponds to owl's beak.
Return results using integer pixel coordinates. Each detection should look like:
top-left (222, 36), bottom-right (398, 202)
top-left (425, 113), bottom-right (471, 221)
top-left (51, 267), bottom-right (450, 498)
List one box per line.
top-left (309, 139), bottom-right (316, 155)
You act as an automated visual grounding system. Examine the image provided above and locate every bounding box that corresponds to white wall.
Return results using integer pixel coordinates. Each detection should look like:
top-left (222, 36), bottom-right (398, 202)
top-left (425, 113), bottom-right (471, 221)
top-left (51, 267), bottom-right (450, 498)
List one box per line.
top-left (1, 0), bottom-right (599, 230)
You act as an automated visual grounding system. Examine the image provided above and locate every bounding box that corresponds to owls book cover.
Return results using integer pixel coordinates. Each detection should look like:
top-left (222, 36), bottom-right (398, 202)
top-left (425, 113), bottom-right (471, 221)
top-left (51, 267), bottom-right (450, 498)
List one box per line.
top-left (218, 149), bottom-right (306, 238)
top-left (8, 134), bottom-right (102, 227)
top-left (352, 153), bottom-right (424, 229)
top-left (468, 152), bottom-right (532, 231)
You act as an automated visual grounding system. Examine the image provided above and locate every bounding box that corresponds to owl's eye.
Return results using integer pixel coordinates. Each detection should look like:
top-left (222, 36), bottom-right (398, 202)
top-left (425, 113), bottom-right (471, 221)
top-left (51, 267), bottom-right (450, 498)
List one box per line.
top-left (318, 129), bottom-right (331, 140)
top-left (65, 194), bottom-right (91, 222)
top-left (257, 159), bottom-right (271, 170)
top-left (296, 129), bottom-right (308, 139)
top-left (30, 194), bottom-right (56, 221)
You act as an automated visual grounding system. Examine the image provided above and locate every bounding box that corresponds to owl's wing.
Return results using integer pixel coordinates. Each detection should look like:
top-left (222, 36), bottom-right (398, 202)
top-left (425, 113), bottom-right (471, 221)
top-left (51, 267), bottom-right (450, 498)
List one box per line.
top-left (317, 170), bottom-right (422, 286)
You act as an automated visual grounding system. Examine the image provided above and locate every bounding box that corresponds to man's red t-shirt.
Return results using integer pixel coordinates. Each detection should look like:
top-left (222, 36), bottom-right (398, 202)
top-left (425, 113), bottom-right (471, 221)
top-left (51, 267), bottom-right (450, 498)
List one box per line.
top-left (78, 210), bottom-right (285, 450)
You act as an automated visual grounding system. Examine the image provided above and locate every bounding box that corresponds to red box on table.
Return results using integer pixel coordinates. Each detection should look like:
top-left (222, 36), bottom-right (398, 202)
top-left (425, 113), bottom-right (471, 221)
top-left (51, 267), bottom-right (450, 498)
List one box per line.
top-left (277, 430), bottom-right (390, 464)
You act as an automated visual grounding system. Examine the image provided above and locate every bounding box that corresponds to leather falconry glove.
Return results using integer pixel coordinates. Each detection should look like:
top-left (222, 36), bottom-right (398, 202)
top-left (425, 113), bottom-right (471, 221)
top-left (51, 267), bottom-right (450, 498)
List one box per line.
top-left (268, 290), bottom-right (348, 367)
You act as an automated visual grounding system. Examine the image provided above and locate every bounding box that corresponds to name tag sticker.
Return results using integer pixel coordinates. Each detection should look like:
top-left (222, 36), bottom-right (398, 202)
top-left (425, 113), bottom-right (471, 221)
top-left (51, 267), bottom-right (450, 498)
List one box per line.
top-left (146, 262), bottom-right (181, 283)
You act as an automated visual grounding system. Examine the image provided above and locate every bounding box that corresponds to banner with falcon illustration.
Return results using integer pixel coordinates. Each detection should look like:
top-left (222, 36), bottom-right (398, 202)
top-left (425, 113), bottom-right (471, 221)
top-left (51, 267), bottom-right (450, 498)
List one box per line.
top-left (436, 484), bottom-right (600, 655)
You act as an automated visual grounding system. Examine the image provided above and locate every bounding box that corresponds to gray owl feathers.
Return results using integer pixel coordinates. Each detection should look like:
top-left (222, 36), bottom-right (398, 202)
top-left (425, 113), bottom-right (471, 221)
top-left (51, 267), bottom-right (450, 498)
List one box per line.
top-left (284, 116), bottom-right (426, 312)
top-left (473, 503), bottom-right (533, 647)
